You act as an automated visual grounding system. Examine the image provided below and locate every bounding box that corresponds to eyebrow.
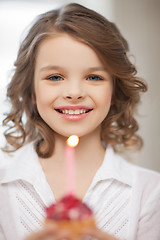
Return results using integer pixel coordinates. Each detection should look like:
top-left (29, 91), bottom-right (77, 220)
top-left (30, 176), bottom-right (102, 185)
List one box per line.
top-left (40, 65), bottom-right (108, 72)
top-left (40, 65), bottom-right (64, 72)
top-left (87, 66), bottom-right (107, 72)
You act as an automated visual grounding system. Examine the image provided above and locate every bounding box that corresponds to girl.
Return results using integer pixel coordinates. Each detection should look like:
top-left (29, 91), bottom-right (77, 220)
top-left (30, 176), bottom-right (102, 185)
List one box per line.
top-left (0, 3), bottom-right (160, 240)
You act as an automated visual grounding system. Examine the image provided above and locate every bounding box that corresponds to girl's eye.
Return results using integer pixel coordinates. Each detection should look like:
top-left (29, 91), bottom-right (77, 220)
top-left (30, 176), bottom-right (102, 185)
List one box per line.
top-left (47, 75), bottom-right (63, 81)
top-left (86, 75), bottom-right (104, 81)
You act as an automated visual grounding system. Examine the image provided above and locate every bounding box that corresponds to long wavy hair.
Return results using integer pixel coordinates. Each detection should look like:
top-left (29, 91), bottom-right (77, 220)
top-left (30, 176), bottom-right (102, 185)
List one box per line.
top-left (2, 3), bottom-right (147, 157)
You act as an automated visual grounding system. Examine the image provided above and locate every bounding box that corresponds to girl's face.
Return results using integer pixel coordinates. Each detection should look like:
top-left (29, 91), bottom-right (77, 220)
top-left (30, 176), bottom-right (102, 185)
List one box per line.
top-left (34, 34), bottom-right (113, 139)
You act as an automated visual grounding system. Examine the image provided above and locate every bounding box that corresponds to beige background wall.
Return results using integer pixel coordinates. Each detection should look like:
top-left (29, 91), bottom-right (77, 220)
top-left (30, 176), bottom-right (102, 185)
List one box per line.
top-left (112, 0), bottom-right (160, 171)
top-left (0, 0), bottom-right (159, 171)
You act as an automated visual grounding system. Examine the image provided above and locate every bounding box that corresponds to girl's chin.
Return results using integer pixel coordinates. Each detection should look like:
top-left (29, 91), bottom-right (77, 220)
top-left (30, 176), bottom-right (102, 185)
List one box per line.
top-left (52, 128), bottom-right (100, 140)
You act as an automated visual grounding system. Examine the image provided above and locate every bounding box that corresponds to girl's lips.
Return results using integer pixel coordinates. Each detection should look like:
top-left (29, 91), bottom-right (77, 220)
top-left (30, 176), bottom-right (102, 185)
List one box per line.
top-left (55, 106), bottom-right (93, 121)
top-left (56, 111), bottom-right (92, 121)
top-left (55, 105), bottom-right (92, 111)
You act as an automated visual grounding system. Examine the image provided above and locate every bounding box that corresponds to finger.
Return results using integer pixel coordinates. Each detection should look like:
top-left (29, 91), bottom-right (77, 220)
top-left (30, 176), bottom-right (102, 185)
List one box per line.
top-left (24, 224), bottom-right (56, 240)
top-left (82, 227), bottom-right (117, 240)
top-left (54, 229), bottom-right (71, 240)
top-left (45, 223), bottom-right (72, 240)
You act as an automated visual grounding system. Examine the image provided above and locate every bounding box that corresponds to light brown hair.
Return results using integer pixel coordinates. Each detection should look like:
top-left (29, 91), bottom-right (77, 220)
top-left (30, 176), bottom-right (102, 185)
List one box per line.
top-left (2, 3), bottom-right (147, 157)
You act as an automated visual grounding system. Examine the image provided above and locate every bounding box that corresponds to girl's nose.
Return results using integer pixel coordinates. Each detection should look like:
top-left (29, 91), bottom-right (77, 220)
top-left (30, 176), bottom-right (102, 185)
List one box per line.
top-left (63, 81), bottom-right (85, 101)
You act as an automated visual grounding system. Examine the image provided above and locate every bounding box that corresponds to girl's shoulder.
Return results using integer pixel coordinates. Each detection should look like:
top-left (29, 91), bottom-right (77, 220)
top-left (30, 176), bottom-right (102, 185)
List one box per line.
top-left (109, 148), bottom-right (160, 212)
top-left (134, 163), bottom-right (160, 183)
top-left (0, 142), bottom-right (36, 183)
top-left (132, 163), bottom-right (160, 200)
top-left (125, 154), bottom-right (160, 189)
top-left (107, 146), bottom-right (160, 190)
top-left (0, 142), bottom-right (35, 161)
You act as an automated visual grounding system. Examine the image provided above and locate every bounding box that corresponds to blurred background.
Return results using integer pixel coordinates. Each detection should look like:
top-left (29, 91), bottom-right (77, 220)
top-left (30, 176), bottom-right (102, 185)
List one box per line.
top-left (0, 0), bottom-right (160, 171)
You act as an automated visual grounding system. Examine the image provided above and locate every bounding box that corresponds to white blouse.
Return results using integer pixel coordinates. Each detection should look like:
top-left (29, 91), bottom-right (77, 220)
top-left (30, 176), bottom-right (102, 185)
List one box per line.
top-left (0, 143), bottom-right (160, 240)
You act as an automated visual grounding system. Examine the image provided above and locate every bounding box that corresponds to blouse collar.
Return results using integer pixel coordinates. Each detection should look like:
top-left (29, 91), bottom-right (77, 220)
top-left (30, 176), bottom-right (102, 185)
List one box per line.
top-left (94, 146), bottom-right (134, 186)
top-left (0, 143), bottom-right (134, 187)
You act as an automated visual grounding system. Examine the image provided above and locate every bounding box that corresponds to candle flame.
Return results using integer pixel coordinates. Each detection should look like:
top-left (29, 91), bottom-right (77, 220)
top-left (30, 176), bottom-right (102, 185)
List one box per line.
top-left (67, 135), bottom-right (79, 147)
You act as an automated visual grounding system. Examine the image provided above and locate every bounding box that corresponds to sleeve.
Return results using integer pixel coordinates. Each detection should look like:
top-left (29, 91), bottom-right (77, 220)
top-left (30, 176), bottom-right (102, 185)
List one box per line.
top-left (0, 225), bottom-right (6, 240)
top-left (136, 184), bottom-right (160, 240)
top-left (0, 168), bottom-right (6, 240)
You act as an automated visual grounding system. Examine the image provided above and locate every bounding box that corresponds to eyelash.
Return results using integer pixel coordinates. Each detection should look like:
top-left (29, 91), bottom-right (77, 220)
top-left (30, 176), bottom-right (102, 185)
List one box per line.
top-left (46, 75), bottom-right (63, 81)
top-left (46, 74), bottom-right (104, 81)
top-left (86, 75), bottom-right (104, 81)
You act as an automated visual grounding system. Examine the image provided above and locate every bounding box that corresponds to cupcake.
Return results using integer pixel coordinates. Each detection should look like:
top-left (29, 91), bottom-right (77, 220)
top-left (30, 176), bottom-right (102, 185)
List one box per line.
top-left (45, 194), bottom-right (95, 236)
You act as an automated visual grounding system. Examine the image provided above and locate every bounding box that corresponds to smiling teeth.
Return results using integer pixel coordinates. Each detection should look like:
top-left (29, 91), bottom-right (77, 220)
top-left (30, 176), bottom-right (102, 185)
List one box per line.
top-left (61, 109), bottom-right (88, 115)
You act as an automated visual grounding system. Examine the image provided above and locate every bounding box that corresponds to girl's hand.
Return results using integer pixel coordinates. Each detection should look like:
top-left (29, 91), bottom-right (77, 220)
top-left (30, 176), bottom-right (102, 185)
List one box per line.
top-left (24, 224), bottom-right (118, 240)
top-left (82, 227), bottom-right (118, 240)
top-left (24, 222), bottom-right (71, 240)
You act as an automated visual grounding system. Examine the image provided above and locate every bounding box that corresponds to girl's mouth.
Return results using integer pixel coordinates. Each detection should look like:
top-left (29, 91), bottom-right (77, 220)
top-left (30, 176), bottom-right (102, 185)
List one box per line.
top-left (56, 108), bottom-right (92, 115)
top-left (55, 107), bottom-right (93, 121)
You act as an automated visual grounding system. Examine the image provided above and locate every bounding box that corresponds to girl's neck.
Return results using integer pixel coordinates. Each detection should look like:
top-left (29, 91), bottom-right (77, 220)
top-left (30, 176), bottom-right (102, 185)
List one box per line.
top-left (39, 128), bottom-right (106, 200)
top-left (53, 128), bottom-right (105, 165)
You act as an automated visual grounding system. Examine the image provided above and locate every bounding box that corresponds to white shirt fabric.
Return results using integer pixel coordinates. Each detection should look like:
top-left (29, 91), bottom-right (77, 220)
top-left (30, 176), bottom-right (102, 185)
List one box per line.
top-left (0, 143), bottom-right (160, 240)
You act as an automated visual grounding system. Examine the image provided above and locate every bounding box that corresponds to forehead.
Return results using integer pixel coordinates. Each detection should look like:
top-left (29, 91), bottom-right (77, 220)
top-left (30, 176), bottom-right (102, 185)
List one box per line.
top-left (35, 33), bottom-right (104, 70)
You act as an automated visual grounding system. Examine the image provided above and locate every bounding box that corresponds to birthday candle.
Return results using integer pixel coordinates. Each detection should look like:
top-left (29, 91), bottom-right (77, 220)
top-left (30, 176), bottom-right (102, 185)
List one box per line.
top-left (65, 135), bottom-right (79, 196)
